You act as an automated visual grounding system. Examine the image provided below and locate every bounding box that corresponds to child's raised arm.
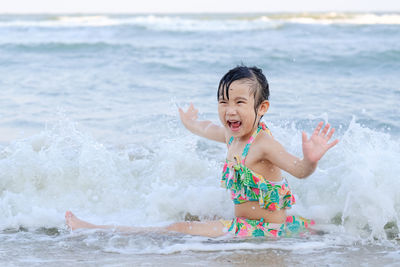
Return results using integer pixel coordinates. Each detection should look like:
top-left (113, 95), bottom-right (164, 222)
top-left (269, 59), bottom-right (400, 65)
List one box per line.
top-left (262, 122), bottom-right (339, 178)
top-left (179, 103), bottom-right (226, 143)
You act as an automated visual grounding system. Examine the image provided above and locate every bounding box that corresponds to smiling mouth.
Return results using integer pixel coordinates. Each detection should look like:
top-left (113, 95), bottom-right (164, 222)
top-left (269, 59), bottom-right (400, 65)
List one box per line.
top-left (227, 120), bottom-right (241, 131)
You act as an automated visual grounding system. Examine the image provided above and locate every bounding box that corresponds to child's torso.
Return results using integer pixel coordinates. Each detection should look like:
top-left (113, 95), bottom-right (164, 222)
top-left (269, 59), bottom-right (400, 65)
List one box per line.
top-left (226, 124), bottom-right (282, 182)
top-left (226, 136), bottom-right (282, 182)
top-left (221, 123), bottom-right (296, 222)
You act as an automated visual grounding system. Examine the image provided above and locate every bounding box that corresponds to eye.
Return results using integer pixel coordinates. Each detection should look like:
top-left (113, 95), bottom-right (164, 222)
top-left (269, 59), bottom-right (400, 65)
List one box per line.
top-left (218, 100), bottom-right (227, 104)
top-left (237, 100), bottom-right (245, 104)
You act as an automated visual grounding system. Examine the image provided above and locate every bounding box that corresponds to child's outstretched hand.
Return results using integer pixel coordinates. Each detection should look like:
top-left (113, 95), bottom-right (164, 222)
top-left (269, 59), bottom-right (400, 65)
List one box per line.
top-left (178, 103), bottom-right (199, 128)
top-left (178, 103), bottom-right (226, 143)
top-left (302, 122), bottom-right (339, 163)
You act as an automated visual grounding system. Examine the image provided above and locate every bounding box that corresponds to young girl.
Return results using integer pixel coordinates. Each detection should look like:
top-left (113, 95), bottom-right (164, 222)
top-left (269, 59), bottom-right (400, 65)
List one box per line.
top-left (66, 65), bottom-right (338, 238)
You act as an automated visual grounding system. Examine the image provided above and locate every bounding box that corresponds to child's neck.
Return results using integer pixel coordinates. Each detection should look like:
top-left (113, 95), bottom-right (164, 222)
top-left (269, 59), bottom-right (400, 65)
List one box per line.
top-left (236, 124), bottom-right (259, 143)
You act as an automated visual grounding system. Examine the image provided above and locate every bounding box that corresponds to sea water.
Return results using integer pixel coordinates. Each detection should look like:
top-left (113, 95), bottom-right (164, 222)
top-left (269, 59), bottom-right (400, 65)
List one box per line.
top-left (0, 13), bottom-right (399, 266)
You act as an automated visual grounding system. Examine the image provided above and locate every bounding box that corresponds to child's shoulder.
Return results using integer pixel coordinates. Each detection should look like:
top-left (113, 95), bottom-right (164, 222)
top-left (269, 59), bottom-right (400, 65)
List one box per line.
top-left (251, 129), bottom-right (273, 148)
top-left (256, 129), bottom-right (274, 143)
top-left (252, 129), bottom-right (281, 156)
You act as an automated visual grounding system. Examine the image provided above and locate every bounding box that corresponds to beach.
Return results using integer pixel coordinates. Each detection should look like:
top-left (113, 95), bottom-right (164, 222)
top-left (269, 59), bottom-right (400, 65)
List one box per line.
top-left (0, 13), bottom-right (399, 265)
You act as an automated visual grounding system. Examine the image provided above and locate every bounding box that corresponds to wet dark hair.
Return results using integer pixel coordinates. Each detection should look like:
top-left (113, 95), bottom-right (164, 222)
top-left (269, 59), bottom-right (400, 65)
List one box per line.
top-left (217, 65), bottom-right (270, 124)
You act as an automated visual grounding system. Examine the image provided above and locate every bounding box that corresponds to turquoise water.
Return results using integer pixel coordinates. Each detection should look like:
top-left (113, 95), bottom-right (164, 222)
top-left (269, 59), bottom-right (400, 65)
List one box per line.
top-left (0, 13), bottom-right (399, 265)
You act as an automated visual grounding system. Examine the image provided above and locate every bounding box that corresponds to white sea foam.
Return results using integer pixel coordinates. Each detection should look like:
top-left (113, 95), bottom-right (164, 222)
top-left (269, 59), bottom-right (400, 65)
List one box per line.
top-left (56, 15), bottom-right (118, 26)
top-left (284, 13), bottom-right (400, 25)
top-left (0, 15), bottom-right (280, 31)
top-left (0, 119), bottom-right (231, 230)
top-left (0, 15), bottom-right (120, 27)
top-left (1, 13), bottom-right (397, 31)
top-left (277, 117), bottom-right (400, 240)
top-left (0, 117), bottom-right (399, 243)
top-left (155, 240), bottom-right (328, 254)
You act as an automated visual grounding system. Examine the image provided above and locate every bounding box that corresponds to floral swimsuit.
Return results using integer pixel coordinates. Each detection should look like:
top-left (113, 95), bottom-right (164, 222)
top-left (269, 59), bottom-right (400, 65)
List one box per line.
top-left (220, 122), bottom-right (314, 238)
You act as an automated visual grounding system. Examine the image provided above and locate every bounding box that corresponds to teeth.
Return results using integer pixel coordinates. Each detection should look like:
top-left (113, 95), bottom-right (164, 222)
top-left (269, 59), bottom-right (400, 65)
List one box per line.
top-left (228, 120), bottom-right (241, 128)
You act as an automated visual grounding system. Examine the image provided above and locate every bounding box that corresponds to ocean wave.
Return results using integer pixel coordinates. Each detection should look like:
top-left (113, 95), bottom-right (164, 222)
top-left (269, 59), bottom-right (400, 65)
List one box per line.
top-left (0, 118), bottom-right (229, 230)
top-left (271, 12), bottom-right (400, 25)
top-left (0, 14), bottom-right (282, 31)
top-left (0, 15), bottom-right (120, 27)
top-left (0, 13), bottom-right (399, 32)
top-left (0, 117), bottom-right (399, 242)
top-left (0, 41), bottom-right (130, 52)
top-left (285, 117), bottom-right (400, 240)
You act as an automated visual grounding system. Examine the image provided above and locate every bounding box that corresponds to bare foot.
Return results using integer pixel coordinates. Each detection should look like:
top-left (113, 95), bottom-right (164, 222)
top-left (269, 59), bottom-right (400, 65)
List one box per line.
top-left (65, 211), bottom-right (98, 230)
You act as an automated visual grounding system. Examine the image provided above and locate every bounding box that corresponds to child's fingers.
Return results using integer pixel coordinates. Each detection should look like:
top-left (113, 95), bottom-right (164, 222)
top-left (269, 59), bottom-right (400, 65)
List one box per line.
top-left (313, 121), bottom-right (324, 136)
top-left (191, 105), bottom-right (199, 114)
top-left (302, 131), bottom-right (308, 143)
top-left (321, 123), bottom-right (330, 136)
top-left (326, 127), bottom-right (335, 139)
top-left (328, 139), bottom-right (339, 149)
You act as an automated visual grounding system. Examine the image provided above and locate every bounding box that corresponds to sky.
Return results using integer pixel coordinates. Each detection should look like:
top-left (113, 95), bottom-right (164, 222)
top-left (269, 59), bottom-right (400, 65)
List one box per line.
top-left (0, 0), bottom-right (399, 13)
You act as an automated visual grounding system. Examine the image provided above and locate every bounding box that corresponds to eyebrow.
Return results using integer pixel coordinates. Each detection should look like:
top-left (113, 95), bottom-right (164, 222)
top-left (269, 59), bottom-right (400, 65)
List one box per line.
top-left (234, 96), bottom-right (248, 101)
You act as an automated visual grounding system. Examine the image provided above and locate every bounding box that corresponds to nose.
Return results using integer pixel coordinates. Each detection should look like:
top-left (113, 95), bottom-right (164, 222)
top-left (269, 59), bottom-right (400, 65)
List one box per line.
top-left (226, 106), bottom-right (237, 115)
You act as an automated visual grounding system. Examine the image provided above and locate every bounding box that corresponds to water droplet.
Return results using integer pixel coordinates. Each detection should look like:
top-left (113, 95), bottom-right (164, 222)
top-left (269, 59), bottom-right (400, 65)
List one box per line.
top-left (189, 226), bottom-right (192, 230)
top-left (252, 206), bottom-right (256, 210)
top-left (294, 160), bottom-right (297, 164)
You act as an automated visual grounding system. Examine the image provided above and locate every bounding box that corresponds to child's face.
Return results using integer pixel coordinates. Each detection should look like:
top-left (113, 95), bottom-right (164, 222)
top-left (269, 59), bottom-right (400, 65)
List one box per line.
top-left (218, 79), bottom-right (263, 139)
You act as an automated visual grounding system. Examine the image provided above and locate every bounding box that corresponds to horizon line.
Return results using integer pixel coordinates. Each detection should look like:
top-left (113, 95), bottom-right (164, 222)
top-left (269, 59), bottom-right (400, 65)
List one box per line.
top-left (0, 10), bottom-right (399, 15)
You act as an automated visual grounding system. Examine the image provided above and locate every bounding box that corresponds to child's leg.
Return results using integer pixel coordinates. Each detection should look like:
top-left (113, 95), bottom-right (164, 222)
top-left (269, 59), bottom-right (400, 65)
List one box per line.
top-left (166, 221), bottom-right (226, 237)
top-left (65, 211), bottom-right (151, 232)
top-left (65, 211), bottom-right (226, 237)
